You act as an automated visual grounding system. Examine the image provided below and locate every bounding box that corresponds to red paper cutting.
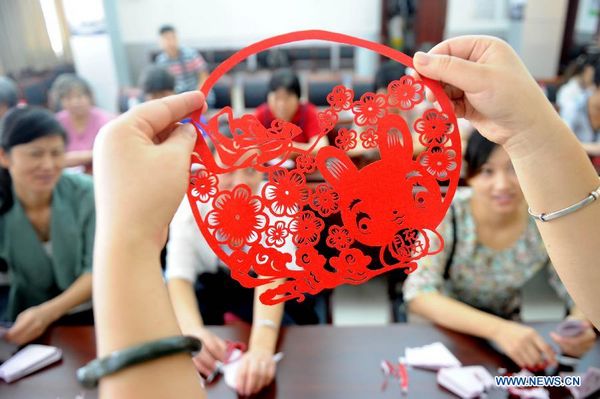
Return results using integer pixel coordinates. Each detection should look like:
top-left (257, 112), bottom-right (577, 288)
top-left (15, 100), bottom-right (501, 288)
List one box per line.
top-left (185, 30), bottom-right (461, 304)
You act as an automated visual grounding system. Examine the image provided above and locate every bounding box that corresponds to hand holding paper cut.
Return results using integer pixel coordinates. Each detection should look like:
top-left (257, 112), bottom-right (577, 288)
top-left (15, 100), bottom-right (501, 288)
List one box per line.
top-left (186, 31), bottom-right (462, 304)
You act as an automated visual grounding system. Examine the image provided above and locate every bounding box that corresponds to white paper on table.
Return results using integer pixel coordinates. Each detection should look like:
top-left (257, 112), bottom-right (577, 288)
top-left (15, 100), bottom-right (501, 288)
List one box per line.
top-left (404, 342), bottom-right (461, 370)
top-left (222, 349), bottom-right (284, 390)
top-left (437, 366), bottom-right (494, 398)
top-left (0, 344), bottom-right (62, 383)
top-left (565, 367), bottom-right (600, 399)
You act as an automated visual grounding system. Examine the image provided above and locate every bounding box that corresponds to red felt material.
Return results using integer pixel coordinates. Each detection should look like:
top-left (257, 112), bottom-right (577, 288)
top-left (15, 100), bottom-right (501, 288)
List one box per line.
top-left (185, 30), bottom-right (461, 304)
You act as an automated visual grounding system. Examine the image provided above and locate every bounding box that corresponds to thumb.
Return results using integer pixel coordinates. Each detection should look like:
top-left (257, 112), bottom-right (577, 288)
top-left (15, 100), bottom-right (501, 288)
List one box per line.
top-left (413, 51), bottom-right (488, 94)
top-left (161, 123), bottom-right (197, 156)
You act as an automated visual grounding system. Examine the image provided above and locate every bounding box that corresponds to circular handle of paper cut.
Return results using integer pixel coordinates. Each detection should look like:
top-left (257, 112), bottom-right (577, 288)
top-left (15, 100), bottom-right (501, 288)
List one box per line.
top-left (192, 29), bottom-right (450, 124)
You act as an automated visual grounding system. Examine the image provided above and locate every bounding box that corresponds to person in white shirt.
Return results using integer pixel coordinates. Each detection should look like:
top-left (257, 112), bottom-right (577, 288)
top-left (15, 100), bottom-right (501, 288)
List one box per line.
top-left (556, 55), bottom-right (595, 112)
top-left (166, 165), bottom-right (320, 396)
top-left (560, 67), bottom-right (600, 157)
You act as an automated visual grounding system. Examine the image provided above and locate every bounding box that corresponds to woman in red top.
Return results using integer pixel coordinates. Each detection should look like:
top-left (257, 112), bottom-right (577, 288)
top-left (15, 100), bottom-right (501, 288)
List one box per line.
top-left (254, 69), bottom-right (328, 154)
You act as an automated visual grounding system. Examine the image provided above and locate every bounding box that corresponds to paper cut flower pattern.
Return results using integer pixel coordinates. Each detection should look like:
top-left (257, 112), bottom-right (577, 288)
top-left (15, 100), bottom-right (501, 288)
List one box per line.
top-left (387, 76), bottom-right (425, 110)
top-left (326, 225), bottom-right (353, 250)
top-left (310, 184), bottom-right (340, 217)
top-left (352, 93), bottom-right (387, 126)
top-left (334, 128), bottom-right (357, 151)
top-left (263, 169), bottom-right (309, 216)
top-left (190, 167), bottom-right (218, 202)
top-left (265, 220), bottom-right (290, 248)
top-left (295, 154), bottom-right (317, 174)
top-left (414, 109), bottom-right (453, 146)
top-left (327, 85), bottom-right (354, 111)
top-left (359, 128), bottom-right (378, 149)
top-left (318, 109), bottom-right (339, 134)
top-left (289, 210), bottom-right (325, 246)
top-left (206, 185), bottom-right (267, 248)
top-left (417, 146), bottom-right (458, 181)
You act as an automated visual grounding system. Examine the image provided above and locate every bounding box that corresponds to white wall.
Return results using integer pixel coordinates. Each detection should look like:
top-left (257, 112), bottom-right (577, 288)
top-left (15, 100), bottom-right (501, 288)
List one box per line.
top-left (63, 0), bottom-right (119, 113)
top-left (117, 0), bottom-right (381, 47)
top-left (445, 0), bottom-right (568, 79)
top-left (445, 0), bottom-right (509, 39)
top-left (575, 0), bottom-right (599, 37)
top-left (519, 0), bottom-right (568, 80)
top-left (70, 35), bottom-right (119, 113)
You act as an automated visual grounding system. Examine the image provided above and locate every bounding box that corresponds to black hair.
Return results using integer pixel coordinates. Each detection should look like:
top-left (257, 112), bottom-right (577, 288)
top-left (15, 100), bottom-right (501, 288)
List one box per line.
top-left (464, 130), bottom-right (498, 179)
top-left (0, 106), bottom-right (67, 214)
top-left (139, 66), bottom-right (175, 95)
top-left (374, 61), bottom-right (407, 92)
top-left (50, 73), bottom-right (93, 103)
top-left (561, 54), bottom-right (597, 84)
top-left (573, 55), bottom-right (595, 77)
top-left (0, 77), bottom-right (19, 109)
top-left (593, 60), bottom-right (600, 86)
top-left (268, 69), bottom-right (301, 99)
top-left (159, 25), bottom-right (175, 35)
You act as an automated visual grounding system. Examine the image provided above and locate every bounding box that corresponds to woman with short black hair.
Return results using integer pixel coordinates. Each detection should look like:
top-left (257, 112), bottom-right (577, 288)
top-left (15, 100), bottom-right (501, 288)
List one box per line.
top-left (404, 131), bottom-right (596, 369)
top-left (51, 74), bottom-right (114, 172)
top-left (0, 106), bottom-right (94, 344)
top-left (255, 69), bottom-right (329, 154)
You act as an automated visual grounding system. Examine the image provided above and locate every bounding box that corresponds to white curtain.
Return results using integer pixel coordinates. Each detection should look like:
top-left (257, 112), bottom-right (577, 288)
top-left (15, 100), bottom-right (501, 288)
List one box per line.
top-left (0, 0), bottom-right (72, 76)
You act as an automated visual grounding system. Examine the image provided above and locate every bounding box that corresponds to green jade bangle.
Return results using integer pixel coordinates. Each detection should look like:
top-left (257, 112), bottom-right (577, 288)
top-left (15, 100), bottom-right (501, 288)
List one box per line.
top-left (77, 336), bottom-right (202, 388)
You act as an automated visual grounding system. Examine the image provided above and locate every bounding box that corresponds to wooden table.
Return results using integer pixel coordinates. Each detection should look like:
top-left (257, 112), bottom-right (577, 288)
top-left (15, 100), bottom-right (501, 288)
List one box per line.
top-left (2, 322), bottom-right (598, 398)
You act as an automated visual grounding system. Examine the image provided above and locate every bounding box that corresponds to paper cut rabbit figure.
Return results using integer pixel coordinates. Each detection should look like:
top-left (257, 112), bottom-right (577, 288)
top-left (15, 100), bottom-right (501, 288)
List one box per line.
top-left (316, 114), bottom-right (444, 271)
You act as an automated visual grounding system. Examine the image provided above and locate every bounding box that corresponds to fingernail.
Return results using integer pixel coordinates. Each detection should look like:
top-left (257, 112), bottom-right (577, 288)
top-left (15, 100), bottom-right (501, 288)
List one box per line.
top-left (414, 51), bottom-right (431, 66)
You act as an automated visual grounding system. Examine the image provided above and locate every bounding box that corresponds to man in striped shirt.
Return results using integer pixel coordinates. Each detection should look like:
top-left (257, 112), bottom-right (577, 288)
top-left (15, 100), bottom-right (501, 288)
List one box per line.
top-left (155, 25), bottom-right (209, 95)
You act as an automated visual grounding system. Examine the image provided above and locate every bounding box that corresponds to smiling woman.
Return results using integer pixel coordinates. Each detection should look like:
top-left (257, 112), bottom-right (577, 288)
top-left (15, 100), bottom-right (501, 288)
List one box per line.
top-left (404, 130), bottom-right (596, 370)
top-left (0, 106), bottom-right (94, 345)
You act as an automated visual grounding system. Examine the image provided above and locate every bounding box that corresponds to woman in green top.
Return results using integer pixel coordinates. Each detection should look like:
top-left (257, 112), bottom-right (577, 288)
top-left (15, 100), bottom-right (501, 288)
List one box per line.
top-left (0, 106), bottom-right (94, 345)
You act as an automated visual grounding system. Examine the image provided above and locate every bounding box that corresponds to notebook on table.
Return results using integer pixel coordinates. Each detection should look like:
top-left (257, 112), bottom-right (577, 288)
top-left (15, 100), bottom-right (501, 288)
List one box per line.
top-left (404, 342), bottom-right (462, 370)
top-left (0, 344), bottom-right (62, 383)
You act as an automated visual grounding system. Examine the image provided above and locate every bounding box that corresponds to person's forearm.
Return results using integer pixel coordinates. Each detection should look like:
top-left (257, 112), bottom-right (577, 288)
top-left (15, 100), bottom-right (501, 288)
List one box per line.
top-left (167, 278), bottom-right (204, 332)
top-left (94, 234), bottom-right (204, 399)
top-left (40, 273), bottom-right (92, 321)
top-left (408, 293), bottom-right (505, 340)
top-left (65, 151), bottom-right (93, 167)
top-left (504, 113), bottom-right (600, 327)
top-left (249, 280), bottom-right (284, 353)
